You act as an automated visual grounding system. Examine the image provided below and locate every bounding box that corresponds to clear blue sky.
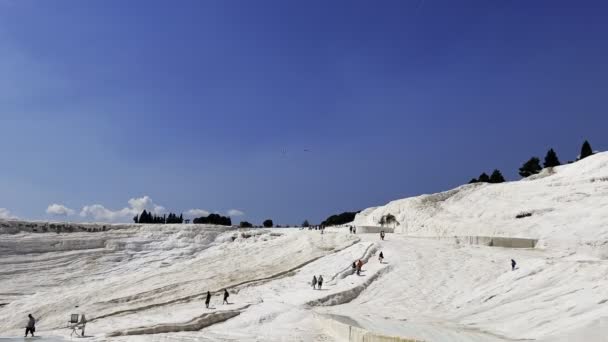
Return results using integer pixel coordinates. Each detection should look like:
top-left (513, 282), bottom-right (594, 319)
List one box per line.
top-left (1, 0), bottom-right (607, 224)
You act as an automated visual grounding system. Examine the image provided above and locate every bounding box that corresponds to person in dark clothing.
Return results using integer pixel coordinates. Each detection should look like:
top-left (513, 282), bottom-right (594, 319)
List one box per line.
top-left (349, 226), bottom-right (353, 234)
top-left (205, 291), bottom-right (211, 308)
top-left (352, 261), bottom-right (356, 270)
top-left (311, 275), bottom-right (318, 289)
top-left (511, 259), bottom-right (517, 271)
top-left (380, 231), bottom-right (385, 240)
top-left (379, 251), bottom-right (384, 263)
top-left (25, 314), bottom-right (35, 337)
top-left (317, 275), bottom-right (323, 289)
top-left (223, 289), bottom-right (230, 304)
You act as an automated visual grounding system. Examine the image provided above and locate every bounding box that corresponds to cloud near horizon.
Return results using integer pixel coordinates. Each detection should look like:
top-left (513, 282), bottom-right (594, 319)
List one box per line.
top-left (46, 203), bottom-right (75, 216)
top-left (79, 196), bottom-right (165, 222)
top-left (227, 209), bottom-right (245, 217)
top-left (185, 209), bottom-right (210, 217)
top-left (0, 208), bottom-right (17, 220)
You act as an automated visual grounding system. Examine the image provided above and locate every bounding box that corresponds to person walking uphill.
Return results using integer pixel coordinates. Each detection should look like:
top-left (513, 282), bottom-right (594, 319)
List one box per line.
top-left (205, 291), bottom-right (211, 308)
top-left (25, 314), bottom-right (36, 337)
top-left (511, 259), bottom-right (517, 271)
top-left (223, 289), bottom-right (230, 304)
top-left (317, 275), bottom-right (324, 289)
top-left (311, 275), bottom-right (318, 289)
top-left (356, 259), bottom-right (363, 275)
top-left (379, 251), bottom-right (384, 263)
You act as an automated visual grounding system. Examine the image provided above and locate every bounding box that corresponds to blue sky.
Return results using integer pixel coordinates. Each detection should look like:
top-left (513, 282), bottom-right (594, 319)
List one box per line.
top-left (0, 0), bottom-right (607, 224)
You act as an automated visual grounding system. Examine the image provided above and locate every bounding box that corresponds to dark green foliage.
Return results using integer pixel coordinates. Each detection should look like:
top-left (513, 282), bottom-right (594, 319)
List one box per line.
top-left (380, 214), bottom-right (398, 227)
top-left (239, 221), bottom-right (253, 228)
top-left (263, 219), bottom-right (273, 228)
top-left (477, 172), bottom-right (490, 183)
top-left (489, 169), bottom-right (506, 183)
top-left (544, 148), bottom-right (561, 168)
top-left (302, 220), bottom-right (310, 227)
top-left (516, 212), bottom-right (533, 219)
top-left (580, 140), bottom-right (593, 160)
top-left (321, 211), bottom-right (360, 226)
top-left (136, 210), bottom-right (184, 224)
top-left (468, 178), bottom-right (478, 184)
top-left (193, 213), bottom-right (232, 226)
top-left (519, 157), bottom-right (541, 178)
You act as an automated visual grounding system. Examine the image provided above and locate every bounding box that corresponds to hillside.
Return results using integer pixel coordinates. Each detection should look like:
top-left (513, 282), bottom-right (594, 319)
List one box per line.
top-left (354, 151), bottom-right (608, 257)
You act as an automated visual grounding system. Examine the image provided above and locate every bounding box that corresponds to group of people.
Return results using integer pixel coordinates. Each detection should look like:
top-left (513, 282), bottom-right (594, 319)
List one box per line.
top-left (205, 289), bottom-right (230, 308)
top-left (311, 275), bottom-right (324, 289)
top-left (349, 226), bottom-right (356, 234)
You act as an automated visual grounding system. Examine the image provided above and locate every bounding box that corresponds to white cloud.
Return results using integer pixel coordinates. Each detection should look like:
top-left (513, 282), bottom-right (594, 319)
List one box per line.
top-left (79, 196), bottom-right (166, 222)
top-left (227, 209), bottom-right (245, 217)
top-left (186, 209), bottom-right (210, 217)
top-left (46, 203), bottom-right (75, 216)
top-left (0, 208), bottom-right (17, 220)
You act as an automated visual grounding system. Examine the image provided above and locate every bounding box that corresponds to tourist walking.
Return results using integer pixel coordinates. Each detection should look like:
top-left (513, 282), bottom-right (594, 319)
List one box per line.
top-left (311, 275), bottom-right (318, 289)
top-left (511, 259), bottom-right (517, 271)
top-left (223, 289), bottom-right (230, 304)
top-left (25, 314), bottom-right (35, 337)
top-left (205, 291), bottom-right (211, 308)
top-left (356, 259), bottom-right (363, 275)
top-left (379, 251), bottom-right (384, 263)
top-left (318, 275), bottom-right (324, 289)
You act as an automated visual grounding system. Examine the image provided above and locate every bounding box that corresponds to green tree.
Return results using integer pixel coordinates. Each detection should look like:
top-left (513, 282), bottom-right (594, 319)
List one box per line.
top-left (544, 148), bottom-right (561, 168)
top-left (519, 157), bottom-right (541, 178)
top-left (239, 221), bottom-right (253, 228)
top-left (468, 178), bottom-right (478, 184)
top-left (478, 172), bottom-right (490, 183)
top-left (384, 214), bottom-right (398, 228)
top-left (302, 220), bottom-right (310, 227)
top-left (263, 219), bottom-right (273, 228)
top-left (378, 216), bottom-right (386, 227)
top-left (580, 140), bottom-right (593, 160)
top-left (489, 169), bottom-right (506, 183)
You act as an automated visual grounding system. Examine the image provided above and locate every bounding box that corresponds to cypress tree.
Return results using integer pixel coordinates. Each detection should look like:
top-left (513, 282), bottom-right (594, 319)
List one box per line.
top-left (489, 169), bottom-right (506, 183)
top-left (544, 148), bottom-right (560, 168)
top-left (519, 157), bottom-right (542, 178)
top-left (478, 172), bottom-right (490, 183)
top-left (580, 140), bottom-right (593, 160)
top-left (468, 178), bottom-right (478, 184)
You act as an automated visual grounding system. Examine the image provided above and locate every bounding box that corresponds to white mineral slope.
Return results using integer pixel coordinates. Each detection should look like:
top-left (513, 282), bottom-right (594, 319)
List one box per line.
top-left (0, 225), bottom-right (358, 338)
top-left (354, 151), bottom-right (608, 257)
top-left (319, 234), bottom-right (608, 341)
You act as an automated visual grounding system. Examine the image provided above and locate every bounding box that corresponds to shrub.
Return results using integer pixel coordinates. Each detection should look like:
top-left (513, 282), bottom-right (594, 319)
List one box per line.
top-left (263, 219), bottom-right (273, 228)
top-left (580, 140), bottom-right (593, 160)
top-left (321, 211), bottom-right (359, 226)
top-left (489, 169), bottom-right (506, 183)
top-left (544, 148), bottom-right (561, 168)
top-left (478, 172), bottom-right (490, 183)
top-left (193, 213), bottom-right (232, 226)
top-left (519, 157), bottom-right (542, 178)
top-left (515, 212), bottom-right (533, 219)
top-left (239, 221), bottom-right (253, 228)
